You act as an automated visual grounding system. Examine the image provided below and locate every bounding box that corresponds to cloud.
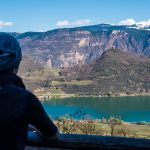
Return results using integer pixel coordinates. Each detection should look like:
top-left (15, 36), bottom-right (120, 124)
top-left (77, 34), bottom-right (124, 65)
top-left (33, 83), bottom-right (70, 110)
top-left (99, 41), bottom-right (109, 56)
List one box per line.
top-left (118, 19), bottom-right (136, 25)
top-left (56, 20), bottom-right (70, 26)
top-left (0, 21), bottom-right (13, 28)
top-left (56, 19), bottom-right (91, 27)
top-left (118, 18), bottom-right (150, 28)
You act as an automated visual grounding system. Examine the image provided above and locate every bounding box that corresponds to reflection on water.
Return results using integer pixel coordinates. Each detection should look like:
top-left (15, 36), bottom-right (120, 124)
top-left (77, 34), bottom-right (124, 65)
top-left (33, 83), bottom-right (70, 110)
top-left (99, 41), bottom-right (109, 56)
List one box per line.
top-left (42, 96), bottom-right (150, 122)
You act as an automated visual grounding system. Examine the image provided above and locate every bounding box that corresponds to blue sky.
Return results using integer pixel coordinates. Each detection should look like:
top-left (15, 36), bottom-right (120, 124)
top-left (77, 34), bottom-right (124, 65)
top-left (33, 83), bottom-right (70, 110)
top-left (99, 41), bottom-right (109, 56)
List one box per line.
top-left (0, 0), bottom-right (150, 32)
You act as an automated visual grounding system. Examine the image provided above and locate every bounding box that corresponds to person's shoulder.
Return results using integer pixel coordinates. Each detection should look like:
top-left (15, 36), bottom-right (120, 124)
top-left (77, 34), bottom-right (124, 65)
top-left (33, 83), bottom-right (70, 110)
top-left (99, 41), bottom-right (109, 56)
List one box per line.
top-left (4, 84), bottom-right (36, 99)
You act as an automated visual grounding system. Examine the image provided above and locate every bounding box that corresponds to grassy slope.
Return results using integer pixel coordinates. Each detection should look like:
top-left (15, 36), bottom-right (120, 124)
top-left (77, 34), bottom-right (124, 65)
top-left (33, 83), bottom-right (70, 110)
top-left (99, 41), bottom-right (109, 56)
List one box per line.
top-left (18, 49), bottom-right (150, 97)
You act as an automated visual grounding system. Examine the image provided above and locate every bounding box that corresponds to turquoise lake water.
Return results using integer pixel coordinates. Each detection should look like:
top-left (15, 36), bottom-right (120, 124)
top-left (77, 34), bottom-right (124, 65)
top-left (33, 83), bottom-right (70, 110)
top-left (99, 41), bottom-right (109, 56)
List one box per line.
top-left (42, 96), bottom-right (150, 122)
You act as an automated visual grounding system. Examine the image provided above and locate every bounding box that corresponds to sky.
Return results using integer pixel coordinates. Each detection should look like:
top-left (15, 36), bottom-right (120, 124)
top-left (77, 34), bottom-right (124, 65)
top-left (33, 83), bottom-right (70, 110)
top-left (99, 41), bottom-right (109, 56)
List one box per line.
top-left (0, 0), bottom-right (150, 32)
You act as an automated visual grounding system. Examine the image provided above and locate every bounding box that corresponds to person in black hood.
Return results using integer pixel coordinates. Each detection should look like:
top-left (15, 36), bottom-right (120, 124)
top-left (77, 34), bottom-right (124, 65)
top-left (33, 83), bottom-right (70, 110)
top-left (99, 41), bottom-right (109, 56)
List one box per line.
top-left (0, 33), bottom-right (59, 150)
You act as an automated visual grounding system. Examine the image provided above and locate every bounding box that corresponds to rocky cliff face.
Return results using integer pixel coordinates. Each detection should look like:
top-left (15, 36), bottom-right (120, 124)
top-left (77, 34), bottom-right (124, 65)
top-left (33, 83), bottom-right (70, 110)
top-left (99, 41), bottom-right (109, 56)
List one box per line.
top-left (11, 24), bottom-right (150, 68)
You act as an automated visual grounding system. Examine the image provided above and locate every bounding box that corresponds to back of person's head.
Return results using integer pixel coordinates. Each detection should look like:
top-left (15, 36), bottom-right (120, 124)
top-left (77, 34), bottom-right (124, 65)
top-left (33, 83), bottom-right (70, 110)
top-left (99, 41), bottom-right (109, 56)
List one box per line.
top-left (0, 33), bottom-right (22, 74)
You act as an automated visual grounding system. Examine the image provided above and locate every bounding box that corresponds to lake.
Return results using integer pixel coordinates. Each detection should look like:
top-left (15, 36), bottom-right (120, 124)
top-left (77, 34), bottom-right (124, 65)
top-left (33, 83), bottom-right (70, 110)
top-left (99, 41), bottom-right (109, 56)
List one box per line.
top-left (42, 96), bottom-right (150, 122)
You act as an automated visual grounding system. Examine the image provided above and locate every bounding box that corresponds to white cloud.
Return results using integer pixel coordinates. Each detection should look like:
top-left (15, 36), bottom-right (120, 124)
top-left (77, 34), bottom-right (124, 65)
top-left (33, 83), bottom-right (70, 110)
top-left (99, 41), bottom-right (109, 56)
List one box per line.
top-left (56, 19), bottom-right (91, 27)
top-left (0, 21), bottom-right (13, 28)
top-left (56, 20), bottom-right (70, 26)
top-left (118, 19), bottom-right (136, 25)
top-left (118, 18), bottom-right (150, 28)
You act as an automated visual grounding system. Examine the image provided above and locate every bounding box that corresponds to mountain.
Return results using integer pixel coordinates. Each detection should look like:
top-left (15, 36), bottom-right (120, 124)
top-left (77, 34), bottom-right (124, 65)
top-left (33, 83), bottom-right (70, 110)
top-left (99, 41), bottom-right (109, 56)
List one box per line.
top-left (58, 48), bottom-right (150, 96)
top-left (10, 24), bottom-right (150, 68)
top-left (19, 56), bottom-right (43, 76)
top-left (18, 48), bottom-right (150, 96)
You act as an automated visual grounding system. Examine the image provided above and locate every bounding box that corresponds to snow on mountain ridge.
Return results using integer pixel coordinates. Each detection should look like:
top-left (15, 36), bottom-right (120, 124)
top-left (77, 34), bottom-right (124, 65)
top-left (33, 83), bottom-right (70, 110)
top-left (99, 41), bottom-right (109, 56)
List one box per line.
top-left (118, 18), bottom-right (150, 29)
top-left (136, 19), bottom-right (150, 28)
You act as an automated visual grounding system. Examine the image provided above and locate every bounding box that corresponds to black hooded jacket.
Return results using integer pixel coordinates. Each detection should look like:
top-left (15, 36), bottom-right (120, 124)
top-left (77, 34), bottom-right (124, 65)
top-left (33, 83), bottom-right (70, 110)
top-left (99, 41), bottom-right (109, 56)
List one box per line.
top-left (0, 73), bottom-right (58, 150)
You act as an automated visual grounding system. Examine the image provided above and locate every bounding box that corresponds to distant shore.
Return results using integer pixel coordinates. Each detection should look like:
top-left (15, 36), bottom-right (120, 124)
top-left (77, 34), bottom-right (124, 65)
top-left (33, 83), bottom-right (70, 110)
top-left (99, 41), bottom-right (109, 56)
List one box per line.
top-left (37, 93), bottom-right (150, 101)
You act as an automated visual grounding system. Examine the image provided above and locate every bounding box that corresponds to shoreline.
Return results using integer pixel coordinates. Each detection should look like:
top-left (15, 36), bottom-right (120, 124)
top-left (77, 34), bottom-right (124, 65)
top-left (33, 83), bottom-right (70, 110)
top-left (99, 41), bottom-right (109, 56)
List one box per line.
top-left (37, 93), bottom-right (150, 101)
